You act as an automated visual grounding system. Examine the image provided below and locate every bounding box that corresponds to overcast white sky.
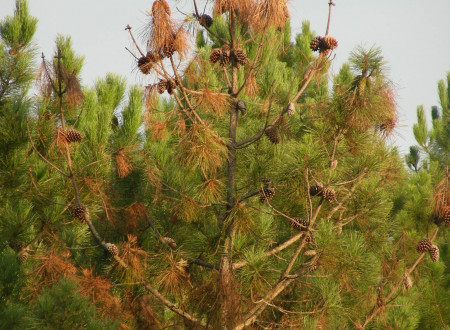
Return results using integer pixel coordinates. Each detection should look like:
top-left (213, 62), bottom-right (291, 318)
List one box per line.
top-left (1, 0), bottom-right (449, 154)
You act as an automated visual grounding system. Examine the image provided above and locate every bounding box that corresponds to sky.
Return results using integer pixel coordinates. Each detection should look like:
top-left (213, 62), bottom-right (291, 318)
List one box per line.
top-left (1, 0), bottom-right (449, 154)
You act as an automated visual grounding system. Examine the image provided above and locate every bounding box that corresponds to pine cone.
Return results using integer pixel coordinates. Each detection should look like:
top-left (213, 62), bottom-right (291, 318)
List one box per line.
top-left (310, 36), bottom-right (322, 52)
top-left (167, 79), bottom-right (177, 94)
top-left (416, 238), bottom-right (432, 253)
top-left (19, 251), bottom-right (29, 264)
top-left (236, 100), bottom-right (246, 115)
top-left (219, 52), bottom-right (230, 67)
top-left (321, 35), bottom-right (338, 50)
top-left (308, 260), bottom-right (318, 272)
top-left (403, 274), bottom-right (413, 291)
top-left (161, 236), bottom-right (177, 250)
top-left (65, 129), bottom-right (83, 143)
top-left (309, 183), bottom-right (324, 197)
top-left (259, 187), bottom-right (275, 203)
top-left (265, 125), bottom-right (280, 144)
top-left (199, 14), bottom-right (213, 28)
top-left (322, 187), bottom-right (336, 202)
top-left (71, 204), bottom-right (89, 222)
top-left (287, 102), bottom-right (295, 117)
top-left (442, 206), bottom-right (450, 226)
top-left (105, 243), bottom-right (119, 256)
top-left (429, 244), bottom-right (439, 262)
top-left (304, 249), bottom-right (316, 256)
top-left (138, 55), bottom-right (153, 74)
top-left (209, 48), bottom-right (221, 64)
top-left (157, 80), bottom-right (168, 94)
top-left (162, 41), bottom-right (175, 57)
top-left (232, 49), bottom-right (249, 66)
top-left (219, 44), bottom-right (230, 67)
top-left (289, 217), bottom-right (309, 230)
top-left (305, 232), bottom-right (315, 245)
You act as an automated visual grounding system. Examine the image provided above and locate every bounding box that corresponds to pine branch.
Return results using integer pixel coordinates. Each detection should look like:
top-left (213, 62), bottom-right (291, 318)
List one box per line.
top-left (192, 0), bottom-right (228, 44)
top-left (358, 227), bottom-right (440, 329)
top-left (235, 84), bottom-right (274, 149)
top-left (235, 55), bottom-right (325, 148)
top-left (26, 120), bottom-right (69, 177)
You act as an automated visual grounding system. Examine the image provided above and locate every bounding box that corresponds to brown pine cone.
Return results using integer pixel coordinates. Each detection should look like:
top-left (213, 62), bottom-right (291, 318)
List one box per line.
top-left (199, 14), bottom-right (213, 28)
top-left (167, 79), bottom-right (177, 94)
top-left (162, 41), bottom-right (175, 57)
top-left (310, 36), bottom-right (322, 52)
top-left (264, 125), bottom-right (280, 144)
top-left (442, 206), bottom-right (450, 226)
top-left (289, 217), bottom-right (309, 230)
top-left (219, 52), bottom-right (230, 67)
top-left (309, 183), bottom-right (324, 197)
top-left (429, 244), bottom-right (439, 262)
top-left (232, 49), bottom-right (249, 66)
top-left (71, 204), bottom-right (89, 222)
top-left (259, 187), bottom-right (275, 202)
top-left (322, 187), bottom-right (336, 202)
top-left (209, 48), bottom-right (221, 64)
top-left (138, 55), bottom-right (153, 74)
top-left (157, 80), bottom-right (169, 94)
top-left (219, 44), bottom-right (230, 67)
top-left (416, 238), bottom-right (433, 253)
top-left (321, 35), bottom-right (338, 50)
top-left (65, 129), bottom-right (83, 143)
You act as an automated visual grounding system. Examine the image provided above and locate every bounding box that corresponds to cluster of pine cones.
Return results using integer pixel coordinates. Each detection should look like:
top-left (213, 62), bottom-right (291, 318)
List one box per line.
top-left (309, 183), bottom-right (336, 202)
top-left (416, 238), bottom-right (439, 262)
top-left (151, 78), bottom-right (178, 94)
top-left (210, 45), bottom-right (249, 68)
top-left (310, 35), bottom-right (338, 55)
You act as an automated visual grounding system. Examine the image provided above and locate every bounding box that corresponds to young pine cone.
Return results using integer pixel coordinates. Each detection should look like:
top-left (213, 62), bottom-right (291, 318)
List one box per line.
top-left (287, 102), bottom-right (295, 117)
top-left (105, 243), bottom-right (119, 256)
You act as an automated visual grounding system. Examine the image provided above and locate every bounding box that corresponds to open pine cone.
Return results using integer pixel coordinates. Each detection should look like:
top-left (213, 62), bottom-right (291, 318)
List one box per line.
top-left (416, 238), bottom-right (432, 253)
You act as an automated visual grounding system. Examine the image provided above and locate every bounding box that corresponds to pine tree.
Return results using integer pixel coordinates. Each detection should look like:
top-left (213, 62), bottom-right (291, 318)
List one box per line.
top-left (1, 0), bottom-right (448, 329)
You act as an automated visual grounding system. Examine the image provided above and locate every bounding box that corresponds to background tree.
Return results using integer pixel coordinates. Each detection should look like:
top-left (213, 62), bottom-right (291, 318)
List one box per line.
top-left (0, 0), bottom-right (448, 329)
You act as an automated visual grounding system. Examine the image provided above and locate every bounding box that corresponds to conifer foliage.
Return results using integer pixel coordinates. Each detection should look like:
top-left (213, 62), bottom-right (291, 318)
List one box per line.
top-left (0, 0), bottom-right (449, 329)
